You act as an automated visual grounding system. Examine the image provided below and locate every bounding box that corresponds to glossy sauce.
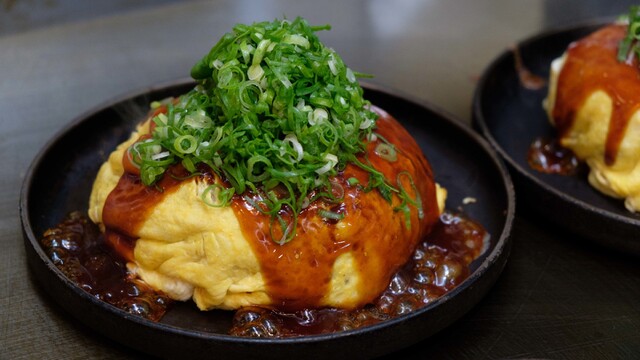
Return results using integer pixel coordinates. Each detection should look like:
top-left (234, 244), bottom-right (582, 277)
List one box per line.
top-left (552, 24), bottom-right (639, 166)
top-left (40, 211), bottom-right (171, 321)
top-left (232, 108), bottom-right (439, 310)
top-left (41, 210), bottom-right (487, 336)
top-left (102, 165), bottom-right (191, 261)
top-left (100, 107), bottom-right (440, 311)
top-left (527, 137), bottom-right (580, 175)
top-left (229, 211), bottom-right (486, 337)
top-left (512, 46), bottom-right (547, 90)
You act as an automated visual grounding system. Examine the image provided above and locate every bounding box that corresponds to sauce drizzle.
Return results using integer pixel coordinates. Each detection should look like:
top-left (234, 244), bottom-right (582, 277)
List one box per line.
top-left (232, 109), bottom-right (439, 310)
top-left (512, 45), bottom-right (547, 90)
top-left (553, 24), bottom-right (640, 166)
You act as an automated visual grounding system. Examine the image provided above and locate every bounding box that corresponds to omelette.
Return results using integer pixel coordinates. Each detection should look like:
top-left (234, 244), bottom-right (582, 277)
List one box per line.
top-left (544, 23), bottom-right (640, 212)
top-left (88, 17), bottom-right (447, 312)
top-left (89, 109), bottom-right (447, 311)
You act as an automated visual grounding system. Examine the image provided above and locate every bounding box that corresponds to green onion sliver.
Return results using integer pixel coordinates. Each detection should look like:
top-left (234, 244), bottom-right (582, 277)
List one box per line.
top-left (133, 17), bottom-right (424, 243)
top-left (318, 209), bottom-right (344, 221)
top-left (374, 143), bottom-right (397, 162)
top-left (618, 6), bottom-right (640, 63)
top-left (174, 135), bottom-right (198, 154)
top-left (201, 183), bottom-right (235, 207)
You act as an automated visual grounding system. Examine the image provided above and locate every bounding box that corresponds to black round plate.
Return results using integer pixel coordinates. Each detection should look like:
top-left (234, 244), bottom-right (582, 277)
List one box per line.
top-left (473, 20), bottom-right (640, 256)
top-left (21, 79), bottom-right (514, 359)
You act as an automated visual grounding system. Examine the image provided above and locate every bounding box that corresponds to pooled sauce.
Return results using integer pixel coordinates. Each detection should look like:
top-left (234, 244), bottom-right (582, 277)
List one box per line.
top-left (41, 210), bottom-right (487, 336)
top-left (553, 24), bottom-right (639, 166)
top-left (527, 137), bottom-right (580, 175)
top-left (40, 212), bottom-right (171, 321)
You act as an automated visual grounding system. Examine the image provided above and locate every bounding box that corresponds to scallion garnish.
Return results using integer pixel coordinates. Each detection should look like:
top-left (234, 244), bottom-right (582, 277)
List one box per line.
top-left (318, 209), bottom-right (345, 221)
top-left (617, 6), bottom-right (640, 64)
top-left (374, 143), bottom-right (397, 162)
top-left (135, 17), bottom-right (421, 244)
top-left (201, 184), bottom-right (236, 207)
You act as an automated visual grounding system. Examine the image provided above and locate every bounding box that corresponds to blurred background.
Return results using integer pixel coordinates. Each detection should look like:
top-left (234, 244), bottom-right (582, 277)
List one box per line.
top-left (0, 0), bottom-right (187, 36)
top-left (1, 0), bottom-right (636, 125)
top-left (1, 0), bottom-right (634, 36)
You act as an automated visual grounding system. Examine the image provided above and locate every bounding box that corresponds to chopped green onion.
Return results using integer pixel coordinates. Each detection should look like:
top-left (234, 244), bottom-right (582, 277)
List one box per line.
top-left (618, 6), bottom-right (640, 63)
top-left (134, 17), bottom-right (422, 244)
top-left (318, 209), bottom-right (345, 221)
top-left (169, 171), bottom-right (203, 181)
top-left (347, 177), bottom-right (360, 186)
top-left (201, 184), bottom-right (235, 207)
top-left (151, 151), bottom-right (171, 160)
top-left (282, 133), bottom-right (304, 162)
top-left (394, 171), bottom-right (424, 229)
top-left (374, 143), bottom-right (397, 162)
top-left (270, 211), bottom-right (297, 245)
top-left (315, 153), bottom-right (338, 175)
top-left (247, 155), bottom-right (272, 182)
top-left (174, 135), bottom-right (198, 154)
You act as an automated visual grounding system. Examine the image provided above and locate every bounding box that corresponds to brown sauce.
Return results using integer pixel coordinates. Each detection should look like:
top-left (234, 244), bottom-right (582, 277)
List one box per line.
top-left (553, 24), bottom-right (639, 166)
top-left (101, 107), bottom-right (440, 311)
top-left (41, 210), bottom-right (487, 337)
top-left (40, 211), bottom-right (171, 321)
top-left (40, 105), bottom-right (488, 336)
top-left (232, 109), bottom-right (439, 310)
top-left (229, 211), bottom-right (486, 337)
top-left (527, 137), bottom-right (580, 175)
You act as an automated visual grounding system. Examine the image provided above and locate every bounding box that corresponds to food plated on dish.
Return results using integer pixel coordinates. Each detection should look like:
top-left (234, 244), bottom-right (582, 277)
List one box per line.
top-left (23, 15), bottom-right (513, 357)
top-left (41, 16), bottom-right (485, 335)
top-left (473, 10), bottom-right (640, 255)
top-left (542, 6), bottom-right (640, 213)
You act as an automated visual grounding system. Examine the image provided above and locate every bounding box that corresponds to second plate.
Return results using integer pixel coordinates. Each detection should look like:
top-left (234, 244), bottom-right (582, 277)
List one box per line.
top-left (473, 20), bottom-right (640, 256)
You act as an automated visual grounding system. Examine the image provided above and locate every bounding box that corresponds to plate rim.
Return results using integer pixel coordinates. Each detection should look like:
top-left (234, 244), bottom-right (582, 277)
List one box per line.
top-left (20, 78), bottom-right (515, 351)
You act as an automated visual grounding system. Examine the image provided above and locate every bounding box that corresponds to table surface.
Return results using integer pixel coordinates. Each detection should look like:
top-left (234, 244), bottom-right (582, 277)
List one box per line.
top-left (2, 1), bottom-right (639, 359)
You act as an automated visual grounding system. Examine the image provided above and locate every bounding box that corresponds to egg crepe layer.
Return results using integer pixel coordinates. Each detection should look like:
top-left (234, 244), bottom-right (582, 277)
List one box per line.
top-left (89, 107), bottom-right (446, 311)
top-left (545, 24), bottom-right (640, 212)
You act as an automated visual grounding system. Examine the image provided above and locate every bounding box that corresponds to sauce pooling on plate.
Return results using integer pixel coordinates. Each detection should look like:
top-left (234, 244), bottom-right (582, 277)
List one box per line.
top-left (41, 210), bottom-right (488, 336)
top-left (41, 108), bottom-right (487, 334)
top-left (40, 212), bottom-right (171, 321)
top-left (232, 109), bottom-right (440, 310)
top-left (527, 137), bottom-right (580, 175)
top-left (230, 211), bottom-right (487, 337)
top-left (552, 24), bottom-right (639, 166)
